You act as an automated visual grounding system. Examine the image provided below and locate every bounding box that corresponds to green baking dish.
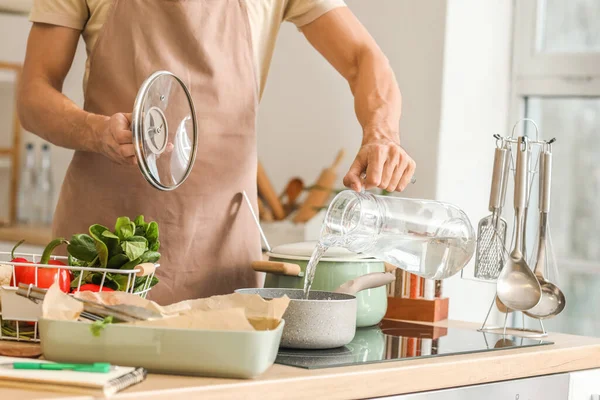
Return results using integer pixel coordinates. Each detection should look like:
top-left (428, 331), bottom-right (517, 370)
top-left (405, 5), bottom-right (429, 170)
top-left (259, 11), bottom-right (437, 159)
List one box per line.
top-left (38, 318), bottom-right (284, 379)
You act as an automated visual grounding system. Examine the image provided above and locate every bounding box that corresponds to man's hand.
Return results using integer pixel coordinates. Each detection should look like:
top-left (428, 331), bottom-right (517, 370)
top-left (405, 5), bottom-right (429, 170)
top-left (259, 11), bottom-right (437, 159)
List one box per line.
top-left (301, 8), bottom-right (415, 193)
top-left (344, 137), bottom-right (416, 193)
top-left (93, 113), bottom-right (137, 165)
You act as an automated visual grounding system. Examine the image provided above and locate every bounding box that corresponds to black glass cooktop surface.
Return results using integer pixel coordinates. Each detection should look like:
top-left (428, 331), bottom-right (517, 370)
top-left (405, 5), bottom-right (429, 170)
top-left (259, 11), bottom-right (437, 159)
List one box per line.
top-left (276, 320), bottom-right (553, 369)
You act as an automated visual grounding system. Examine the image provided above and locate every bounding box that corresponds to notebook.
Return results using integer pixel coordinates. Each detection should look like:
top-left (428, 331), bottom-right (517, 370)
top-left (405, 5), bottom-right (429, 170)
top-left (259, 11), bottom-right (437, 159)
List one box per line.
top-left (0, 356), bottom-right (147, 397)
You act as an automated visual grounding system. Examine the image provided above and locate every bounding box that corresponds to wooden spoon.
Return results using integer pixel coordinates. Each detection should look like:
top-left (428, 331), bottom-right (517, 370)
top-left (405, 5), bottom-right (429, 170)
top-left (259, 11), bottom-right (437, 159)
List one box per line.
top-left (281, 178), bottom-right (304, 216)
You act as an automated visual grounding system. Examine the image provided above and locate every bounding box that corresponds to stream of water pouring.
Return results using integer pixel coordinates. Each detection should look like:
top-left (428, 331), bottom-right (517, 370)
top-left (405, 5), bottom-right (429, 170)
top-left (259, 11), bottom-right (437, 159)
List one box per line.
top-left (302, 235), bottom-right (338, 299)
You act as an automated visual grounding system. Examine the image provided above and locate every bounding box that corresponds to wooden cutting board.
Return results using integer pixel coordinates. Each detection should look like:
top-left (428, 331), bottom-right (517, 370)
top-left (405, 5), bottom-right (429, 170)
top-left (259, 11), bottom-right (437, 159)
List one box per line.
top-left (0, 341), bottom-right (42, 358)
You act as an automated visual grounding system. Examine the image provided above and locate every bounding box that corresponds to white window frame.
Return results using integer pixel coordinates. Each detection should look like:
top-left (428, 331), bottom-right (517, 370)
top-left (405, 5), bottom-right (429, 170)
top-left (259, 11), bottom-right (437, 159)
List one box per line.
top-left (509, 0), bottom-right (600, 273)
top-left (509, 0), bottom-right (600, 122)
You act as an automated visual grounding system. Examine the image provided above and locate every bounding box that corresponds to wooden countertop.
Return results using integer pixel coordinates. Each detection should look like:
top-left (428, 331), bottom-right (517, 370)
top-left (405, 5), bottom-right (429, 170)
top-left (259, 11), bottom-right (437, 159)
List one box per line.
top-left (2, 320), bottom-right (600, 399)
top-left (0, 224), bottom-right (53, 247)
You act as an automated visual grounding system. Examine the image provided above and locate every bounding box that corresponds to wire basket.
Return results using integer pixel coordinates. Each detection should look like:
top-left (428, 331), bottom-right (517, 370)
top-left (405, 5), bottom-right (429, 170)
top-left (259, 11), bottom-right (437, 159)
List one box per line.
top-left (0, 251), bottom-right (159, 342)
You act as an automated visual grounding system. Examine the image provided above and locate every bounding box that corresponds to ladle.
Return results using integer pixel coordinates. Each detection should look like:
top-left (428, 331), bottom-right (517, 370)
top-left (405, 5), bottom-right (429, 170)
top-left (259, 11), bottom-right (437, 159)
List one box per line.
top-left (496, 136), bottom-right (542, 311)
top-left (524, 151), bottom-right (566, 319)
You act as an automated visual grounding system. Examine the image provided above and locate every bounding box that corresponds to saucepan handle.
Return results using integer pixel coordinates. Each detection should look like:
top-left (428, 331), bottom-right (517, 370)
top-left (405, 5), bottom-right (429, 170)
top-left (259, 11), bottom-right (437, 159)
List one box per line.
top-left (334, 272), bottom-right (395, 296)
top-left (251, 261), bottom-right (303, 277)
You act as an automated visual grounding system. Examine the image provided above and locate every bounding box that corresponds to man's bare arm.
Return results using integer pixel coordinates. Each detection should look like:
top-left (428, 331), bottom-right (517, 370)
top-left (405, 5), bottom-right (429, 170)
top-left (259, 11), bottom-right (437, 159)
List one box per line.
top-left (301, 7), bottom-right (416, 192)
top-left (18, 23), bottom-right (135, 164)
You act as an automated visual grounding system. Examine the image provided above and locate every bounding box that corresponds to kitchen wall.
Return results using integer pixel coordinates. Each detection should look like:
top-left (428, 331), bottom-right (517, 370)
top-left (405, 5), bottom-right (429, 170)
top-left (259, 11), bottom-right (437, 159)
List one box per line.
top-left (435, 0), bottom-right (514, 323)
top-left (0, 1), bottom-right (514, 323)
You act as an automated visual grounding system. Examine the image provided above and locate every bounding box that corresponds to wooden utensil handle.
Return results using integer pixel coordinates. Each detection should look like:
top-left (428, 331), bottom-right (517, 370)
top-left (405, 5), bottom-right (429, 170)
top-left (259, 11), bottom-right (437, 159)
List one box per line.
top-left (251, 261), bottom-right (302, 277)
top-left (257, 161), bottom-right (286, 220)
top-left (135, 263), bottom-right (156, 277)
top-left (331, 149), bottom-right (345, 170)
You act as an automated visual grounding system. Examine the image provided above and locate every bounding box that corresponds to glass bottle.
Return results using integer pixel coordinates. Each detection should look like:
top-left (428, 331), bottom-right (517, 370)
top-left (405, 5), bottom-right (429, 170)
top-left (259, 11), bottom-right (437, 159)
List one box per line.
top-left (320, 190), bottom-right (476, 280)
top-left (17, 143), bottom-right (36, 225)
top-left (35, 144), bottom-right (54, 225)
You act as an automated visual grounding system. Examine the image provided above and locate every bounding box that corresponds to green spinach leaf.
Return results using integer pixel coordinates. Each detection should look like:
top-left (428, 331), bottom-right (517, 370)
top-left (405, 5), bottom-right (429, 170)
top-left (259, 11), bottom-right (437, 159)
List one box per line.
top-left (134, 276), bottom-right (159, 293)
top-left (102, 231), bottom-right (119, 240)
top-left (67, 234), bottom-right (98, 262)
top-left (89, 225), bottom-right (109, 268)
top-left (115, 217), bottom-right (135, 240)
top-left (91, 316), bottom-right (114, 337)
top-left (145, 221), bottom-right (159, 248)
top-left (121, 236), bottom-right (148, 261)
top-left (150, 239), bottom-right (160, 252)
top-left (110, 273), bottom-right (131, 291)
top-left (134, 215), bottom-right (145, 227)
top-left (90, 273), bottom-right (120, 290)
top-left (107, 253), bottom-right (129, 269)
top-left (141, 251), bottom-right (161, 264)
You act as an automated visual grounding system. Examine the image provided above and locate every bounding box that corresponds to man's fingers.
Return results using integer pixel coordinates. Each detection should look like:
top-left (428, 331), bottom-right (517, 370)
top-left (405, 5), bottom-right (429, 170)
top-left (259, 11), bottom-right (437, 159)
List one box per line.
top-left (115, 129), bottom-right (133, 144)
top-left (121, 113), bottom-right (133, 125)
top-left (364, 149), bottom-right (385, 189)
top-left (343, 158), bottom-right (364, 192)
top-left (397, 159), bottom-right (416, 191)
top-left (379, 156), bottom-right (397, 190)
top-left (386, 163), bottom-right (404, 192)
top-left (119, 144), bottom-right (136, 159)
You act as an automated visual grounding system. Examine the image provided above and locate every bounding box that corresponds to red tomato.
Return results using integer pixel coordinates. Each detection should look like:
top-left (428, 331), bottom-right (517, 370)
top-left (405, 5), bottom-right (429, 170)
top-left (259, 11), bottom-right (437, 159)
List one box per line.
top-left (75, 284), bottom-right (115, 293)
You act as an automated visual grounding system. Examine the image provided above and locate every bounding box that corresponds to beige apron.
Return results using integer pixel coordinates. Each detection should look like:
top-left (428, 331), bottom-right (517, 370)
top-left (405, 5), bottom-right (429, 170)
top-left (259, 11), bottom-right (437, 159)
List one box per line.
top-left (53, 0), bottom-right (261, 305)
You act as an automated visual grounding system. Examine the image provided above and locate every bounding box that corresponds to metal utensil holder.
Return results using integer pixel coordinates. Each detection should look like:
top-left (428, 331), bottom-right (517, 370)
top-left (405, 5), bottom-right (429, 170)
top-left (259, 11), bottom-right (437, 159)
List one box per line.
top-left (475, 119), bottom-right (560, 338)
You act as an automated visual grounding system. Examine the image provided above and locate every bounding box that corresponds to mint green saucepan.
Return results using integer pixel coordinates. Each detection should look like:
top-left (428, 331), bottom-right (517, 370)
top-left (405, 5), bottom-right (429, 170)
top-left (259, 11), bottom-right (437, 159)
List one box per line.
top-left (252, 241), bottom-right (390, 327)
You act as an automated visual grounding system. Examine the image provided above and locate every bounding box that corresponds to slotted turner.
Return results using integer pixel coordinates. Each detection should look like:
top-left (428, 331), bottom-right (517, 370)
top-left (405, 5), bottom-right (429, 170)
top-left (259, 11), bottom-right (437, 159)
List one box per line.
top-left (474, 144), bottom-right (510, 280)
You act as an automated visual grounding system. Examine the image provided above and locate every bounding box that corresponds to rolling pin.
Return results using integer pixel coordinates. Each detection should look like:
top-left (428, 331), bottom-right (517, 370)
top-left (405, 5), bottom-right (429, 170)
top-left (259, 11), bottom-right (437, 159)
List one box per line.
top-left (257, 161), bottom-right (286, 220)
top-left (257, 196), bottom-right (274, 222)
top-left (293, 149), bottom-right (345, 223)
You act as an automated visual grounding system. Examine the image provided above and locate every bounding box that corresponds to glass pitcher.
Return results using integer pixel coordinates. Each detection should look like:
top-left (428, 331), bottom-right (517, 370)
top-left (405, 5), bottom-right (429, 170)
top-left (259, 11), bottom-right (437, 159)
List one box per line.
top-left (320, 191), bottom-right (476, 280)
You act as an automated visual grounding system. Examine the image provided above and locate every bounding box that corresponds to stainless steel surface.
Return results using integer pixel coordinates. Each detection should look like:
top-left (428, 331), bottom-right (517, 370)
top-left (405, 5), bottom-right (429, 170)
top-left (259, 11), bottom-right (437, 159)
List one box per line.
top-left (242, 190), bottom-right (271, 252)
top-left (474, 145), bottom-right (509, 280)
top-left (373, 372), bottom-right (570, 400)
top-left (236, 288), bottom-right (357, 349)
top-left (497, 136), bottom-right (542, 311)
top-left (524, 151), bottom-right (566, 319)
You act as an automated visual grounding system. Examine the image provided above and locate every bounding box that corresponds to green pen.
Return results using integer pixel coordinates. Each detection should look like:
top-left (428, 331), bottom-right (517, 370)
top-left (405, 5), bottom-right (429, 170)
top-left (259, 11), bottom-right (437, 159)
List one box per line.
top-left (5, 362), bottom-right (111, 373)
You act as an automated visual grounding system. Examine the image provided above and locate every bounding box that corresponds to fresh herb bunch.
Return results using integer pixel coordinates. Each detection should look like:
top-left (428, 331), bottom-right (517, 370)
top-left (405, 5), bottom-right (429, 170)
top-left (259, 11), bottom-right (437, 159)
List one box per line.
top-left (66, 215), bottom-right (160, 293)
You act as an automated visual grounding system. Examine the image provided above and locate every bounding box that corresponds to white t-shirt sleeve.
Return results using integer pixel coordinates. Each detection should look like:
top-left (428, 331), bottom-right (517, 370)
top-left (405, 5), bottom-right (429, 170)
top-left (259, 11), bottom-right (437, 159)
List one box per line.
top-left (29, 0), bottom-right (89, 30)
top-left (284, 0), bottom-right (347, 28)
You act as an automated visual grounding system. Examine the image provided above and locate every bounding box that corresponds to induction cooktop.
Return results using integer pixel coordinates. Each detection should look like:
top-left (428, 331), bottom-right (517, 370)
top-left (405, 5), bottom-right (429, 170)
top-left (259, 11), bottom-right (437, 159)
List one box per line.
top-left (276, 320), bottom-right (553, 370)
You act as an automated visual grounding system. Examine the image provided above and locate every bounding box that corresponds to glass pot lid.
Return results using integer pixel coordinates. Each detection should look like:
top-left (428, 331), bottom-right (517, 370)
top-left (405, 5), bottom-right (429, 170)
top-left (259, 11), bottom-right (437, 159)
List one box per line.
top-left (132, 71), bottom-right (198, 191)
